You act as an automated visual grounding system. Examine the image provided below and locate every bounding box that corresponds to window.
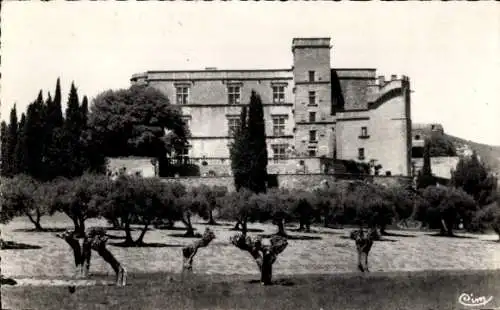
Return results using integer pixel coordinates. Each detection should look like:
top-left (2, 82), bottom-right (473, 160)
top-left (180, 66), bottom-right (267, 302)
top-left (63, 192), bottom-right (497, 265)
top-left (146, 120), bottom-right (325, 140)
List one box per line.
top-left (272, 144), bottom-right (287, 160)
top-left (309, 111), bottom-right (316, 123)
top-left (228, 86), bottom-right (241, 104)
top-left (308, 149), bottom-right (317, 157)
top-left (272, 115), bottom-right (286, 136)
top-left (272, 85), bottom-right (285, 103)
top-left (361, 126), bottom-right (368, 137)
top-left (176, 86), bottom-right (189, 105)
top-left (358, 148), bottom-right (365, 160)
top-left (415, 134), bottom-right (421, 140)
top-left (309, 130), bottom-right (317, 142)
top-left (227, 117), bottom-right (241, 137)
top-left (308, 91), bottom-right (316, 105)
top-left (308, 71), bottom-right (315, 82)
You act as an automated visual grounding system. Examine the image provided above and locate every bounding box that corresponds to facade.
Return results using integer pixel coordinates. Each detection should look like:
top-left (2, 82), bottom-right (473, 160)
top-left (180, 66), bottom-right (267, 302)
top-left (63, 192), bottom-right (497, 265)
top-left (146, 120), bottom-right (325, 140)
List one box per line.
top-left (131, 37), bottom-right (412, 176)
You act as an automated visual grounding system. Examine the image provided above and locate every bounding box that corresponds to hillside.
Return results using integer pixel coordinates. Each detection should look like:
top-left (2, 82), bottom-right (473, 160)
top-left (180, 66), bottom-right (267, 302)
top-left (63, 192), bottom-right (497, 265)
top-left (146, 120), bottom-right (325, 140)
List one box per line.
top-left (445, 134), bottom-right (500, 171)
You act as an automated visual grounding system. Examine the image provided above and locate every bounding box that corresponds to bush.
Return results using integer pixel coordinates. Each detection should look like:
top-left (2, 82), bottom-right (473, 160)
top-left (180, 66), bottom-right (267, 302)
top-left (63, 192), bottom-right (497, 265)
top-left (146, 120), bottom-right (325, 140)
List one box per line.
top-left (417, 186), bottom-right (477, 236)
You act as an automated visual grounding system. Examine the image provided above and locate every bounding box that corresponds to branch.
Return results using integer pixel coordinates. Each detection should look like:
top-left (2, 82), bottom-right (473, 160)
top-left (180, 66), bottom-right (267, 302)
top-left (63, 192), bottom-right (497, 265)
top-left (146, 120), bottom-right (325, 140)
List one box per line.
top-left (230, 233), bottom-right (288, 269)
top-left (182, 228), bottom-right (216, 272)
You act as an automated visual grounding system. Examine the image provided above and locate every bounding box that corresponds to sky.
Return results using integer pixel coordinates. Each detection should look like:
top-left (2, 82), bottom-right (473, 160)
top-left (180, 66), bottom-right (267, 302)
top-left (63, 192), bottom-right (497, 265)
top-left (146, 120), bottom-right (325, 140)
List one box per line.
top-left (2, 2), bottom-right (499, 145)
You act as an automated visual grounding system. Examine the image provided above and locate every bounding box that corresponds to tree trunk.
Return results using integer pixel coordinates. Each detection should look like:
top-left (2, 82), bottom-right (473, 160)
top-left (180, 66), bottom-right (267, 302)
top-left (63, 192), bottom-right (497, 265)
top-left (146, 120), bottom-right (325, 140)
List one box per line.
top-left (135, 222), bottom-right (150, 245)
top-left (440, 218), bottom-right (448, 236)
top-left (260, 253), bottom-right (274, 285)
top-left (96, 246), bottom-right (126, 286)
top-left (379, 224), bottom-right (388, 236)
top-left (124, 220), bottom-right (134, 245)
top-left (183, 215), bottom-right (195, 237)
top-left (78, 217), bottom-right (86, 236)
top-left (241, 220), bottom-right (248, 236)
top-left (26, 211), bottom-right (43, 231)
top-left (276, 219), bottom-right (286, 237)
top-left (233, 221), bottom-right (241, 230)
top-left (207, 210), bottom-right (217, 225)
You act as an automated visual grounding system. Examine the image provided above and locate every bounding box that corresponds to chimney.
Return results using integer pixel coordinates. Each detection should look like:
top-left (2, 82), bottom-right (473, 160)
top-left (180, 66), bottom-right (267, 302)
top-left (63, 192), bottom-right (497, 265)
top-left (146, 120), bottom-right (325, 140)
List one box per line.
top-left (378, 76), bottom-right (385, 86)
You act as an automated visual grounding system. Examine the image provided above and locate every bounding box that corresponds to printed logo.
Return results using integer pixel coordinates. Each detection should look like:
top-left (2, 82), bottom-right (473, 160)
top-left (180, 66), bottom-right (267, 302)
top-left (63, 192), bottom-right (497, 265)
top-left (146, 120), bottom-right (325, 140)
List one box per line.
top-left (458, 293), bottom-right (493, 307)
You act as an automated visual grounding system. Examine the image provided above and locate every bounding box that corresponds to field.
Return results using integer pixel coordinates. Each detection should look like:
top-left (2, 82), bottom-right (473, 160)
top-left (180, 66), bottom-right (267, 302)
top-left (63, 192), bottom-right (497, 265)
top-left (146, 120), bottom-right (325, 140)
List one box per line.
top-left (2, 213), bottom-right (500, 309)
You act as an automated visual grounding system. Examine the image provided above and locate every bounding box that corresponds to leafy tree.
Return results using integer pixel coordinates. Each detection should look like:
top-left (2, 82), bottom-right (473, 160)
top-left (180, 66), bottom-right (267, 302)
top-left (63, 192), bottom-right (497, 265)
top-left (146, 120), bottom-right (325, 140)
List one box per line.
top-left (417, 185), bottom-right (477, 236)
top-left (192, 184), bottom-right (228, 225)
top-left (48, 174), bottom-right (111, 235)
top-left (428, 134), bottom-right (456, 157)
top-left (313, 184), bottom-right (346, 228)
top-left (451, 152), bottom-right (497, 206)
top-left (175, 188), bottom-right (201, 237)
top-left (254, 189), bottom-right (295, 236)
top-left (219, 188), bottom-right (260, 236)
top-left (472, 200), bottom-right (500, 240)
top-left (343, 182), bottom-right (395, 237)
top-left (88, 85), bottom-right (189, 163)
top-left (1, 175), bottom-right (45, 230)
top-left (104, 176), bottom-right (183, 245)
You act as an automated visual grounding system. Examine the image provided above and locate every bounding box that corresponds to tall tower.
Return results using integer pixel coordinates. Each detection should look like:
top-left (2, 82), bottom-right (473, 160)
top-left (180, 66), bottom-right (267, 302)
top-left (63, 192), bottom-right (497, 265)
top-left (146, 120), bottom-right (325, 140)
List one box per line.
top-left (292, 38), bottom-right (333, 158)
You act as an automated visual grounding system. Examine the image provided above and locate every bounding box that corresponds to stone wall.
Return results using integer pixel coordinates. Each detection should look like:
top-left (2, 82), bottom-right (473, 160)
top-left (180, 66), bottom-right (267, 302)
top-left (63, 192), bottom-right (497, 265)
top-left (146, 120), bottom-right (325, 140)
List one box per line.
top-left (161, 173), bottom-right (412, 192)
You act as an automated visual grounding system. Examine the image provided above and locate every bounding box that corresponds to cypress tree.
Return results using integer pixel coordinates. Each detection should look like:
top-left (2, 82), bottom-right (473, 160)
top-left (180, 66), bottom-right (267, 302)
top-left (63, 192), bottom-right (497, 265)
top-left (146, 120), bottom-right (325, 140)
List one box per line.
top-left (1, 121), bottom-right (8, 176)
top-left (15, 113), bottom-right (27, 174)
top-left (23, 91), bottom-right (47, 180)
top-left (52, 78), bottom-right (64, 127)
top-left (5, 105), bottom-right (19, 176)
top-left (246, 91), bottom-right (268, 193)
top-left (230, 105), bottom-right (249, 191)
top-left (417, 138), bottom-right (436, 189)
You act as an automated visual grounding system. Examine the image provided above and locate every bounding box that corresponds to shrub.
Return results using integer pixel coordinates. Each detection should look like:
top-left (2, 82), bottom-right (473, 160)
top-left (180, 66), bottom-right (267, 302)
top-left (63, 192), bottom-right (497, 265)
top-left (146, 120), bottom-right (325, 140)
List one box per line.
top-left (417, 186), bottom-right (477, 236)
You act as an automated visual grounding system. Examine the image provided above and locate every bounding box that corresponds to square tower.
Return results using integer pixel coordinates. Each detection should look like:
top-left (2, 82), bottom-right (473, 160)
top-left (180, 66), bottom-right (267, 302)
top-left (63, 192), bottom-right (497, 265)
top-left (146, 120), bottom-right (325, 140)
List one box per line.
top-left (292, 38), bottom-right (334, 157)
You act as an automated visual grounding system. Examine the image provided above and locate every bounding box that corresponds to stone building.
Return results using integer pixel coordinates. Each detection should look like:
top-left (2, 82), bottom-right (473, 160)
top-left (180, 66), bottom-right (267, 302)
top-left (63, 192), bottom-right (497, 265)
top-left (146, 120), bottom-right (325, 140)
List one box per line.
top-left (131, 37), bottom-right (412, 176)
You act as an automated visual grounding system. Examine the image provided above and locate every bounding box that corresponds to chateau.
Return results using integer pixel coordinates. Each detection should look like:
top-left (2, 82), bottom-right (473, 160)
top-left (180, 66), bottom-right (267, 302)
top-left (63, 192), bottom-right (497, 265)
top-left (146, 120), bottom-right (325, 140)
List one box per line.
top-left (130, 38), bottom-right (412, 177)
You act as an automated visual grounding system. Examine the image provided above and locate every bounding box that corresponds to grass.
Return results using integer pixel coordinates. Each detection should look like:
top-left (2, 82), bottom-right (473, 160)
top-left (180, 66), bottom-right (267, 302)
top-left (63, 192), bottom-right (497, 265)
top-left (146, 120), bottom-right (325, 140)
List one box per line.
top-left (2, 213), bottom-right (500, 309)
top-left (4, 270), bottom-right (500, 310)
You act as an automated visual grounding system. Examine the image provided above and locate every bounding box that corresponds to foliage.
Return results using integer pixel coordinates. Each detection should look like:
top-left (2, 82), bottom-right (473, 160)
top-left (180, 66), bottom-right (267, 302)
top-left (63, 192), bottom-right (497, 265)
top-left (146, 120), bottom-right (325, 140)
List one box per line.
top-left (104, 177), bottom-right (185, 245)
top-left (230, 105), bottom-right (250, 191)
top-left (428, 134), bottom-right (457, 157)
top-left (48, 174), bottom-right (111, 235)
top-left (88, 84), bottom-right (189, 159)
top-left (253, 188), bottom-right (295, 236)
top-left (470, 202), bottom-right (500, 235)
top-left (313, 185), bottom-right (346, 228)
top-left (416, 185), bottom-right (477, 236)
top-left (2, 105), bottom-right (19, 177)
top-left (342, 160), bottom-right (370, 175)
top-left (219, 188), bottom-right (260, 235)
top-left (451, 152), bottom-right (497, 206)
top-left (1, 121), bottom-right (8, 176)
top-left (191, 184), bottom-right (228, 225)
top-left (0, 174), bottom-right (45, 230)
